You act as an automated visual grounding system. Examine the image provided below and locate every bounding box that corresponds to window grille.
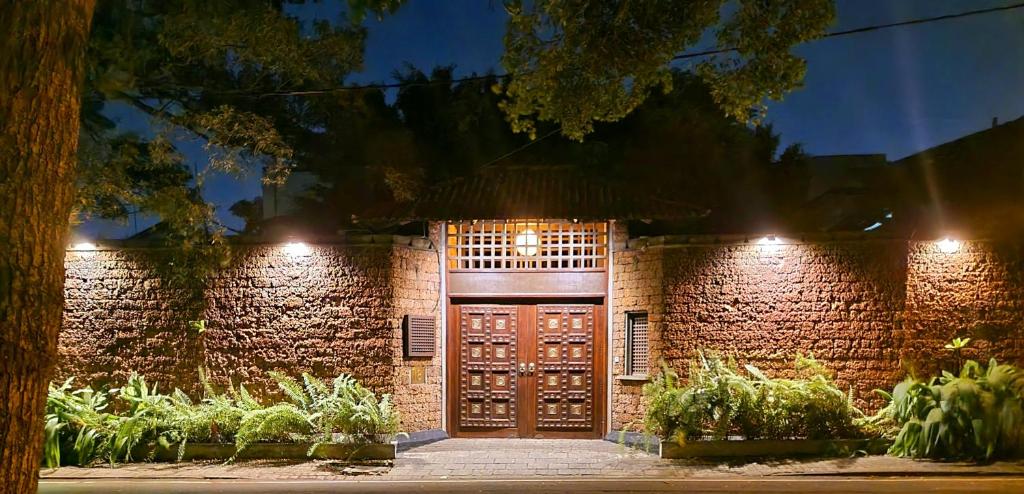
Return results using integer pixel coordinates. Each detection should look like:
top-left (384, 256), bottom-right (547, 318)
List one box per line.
top-left (625, 312), bottom-right (649, 376)
top-left (403, 315), bottom-right (436, 358)
top-left (446, 220), bottom-right (608, 271)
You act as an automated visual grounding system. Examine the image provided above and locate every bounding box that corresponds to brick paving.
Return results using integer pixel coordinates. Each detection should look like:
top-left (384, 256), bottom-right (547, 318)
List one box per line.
top-left (40, 438), bottom-right (1024, 481)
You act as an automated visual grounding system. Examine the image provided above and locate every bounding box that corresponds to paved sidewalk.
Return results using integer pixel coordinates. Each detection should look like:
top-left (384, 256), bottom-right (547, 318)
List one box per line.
top-left (392, 439), bottom-right (658, 478)
top-left (39, 438), bottom-right (1024, 481)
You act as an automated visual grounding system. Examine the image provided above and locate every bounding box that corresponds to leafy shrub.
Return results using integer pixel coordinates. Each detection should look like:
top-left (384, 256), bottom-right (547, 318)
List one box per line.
top-left (44, 379), bottom-right (117, 467)
top-left (107, 372), bottom-right (176, 462)
top-left (45, 372), bottom-right (210, 466)
top-left (43, 369), bottom-right (401, 467)
top-left (867, 358), bottom-right (1024, 460)
top-left (644, 351), bottom-right (866, 442)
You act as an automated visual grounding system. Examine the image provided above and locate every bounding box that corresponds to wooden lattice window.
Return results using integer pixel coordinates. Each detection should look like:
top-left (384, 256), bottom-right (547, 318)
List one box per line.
top-left (446, 220), bottom-right (608, 271)
top-left (625, 312), bottom-right (649, 376)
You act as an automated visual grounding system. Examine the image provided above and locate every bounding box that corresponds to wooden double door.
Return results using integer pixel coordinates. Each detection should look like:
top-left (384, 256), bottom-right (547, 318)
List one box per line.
top-left (447, 303), bottom-right (606, 438)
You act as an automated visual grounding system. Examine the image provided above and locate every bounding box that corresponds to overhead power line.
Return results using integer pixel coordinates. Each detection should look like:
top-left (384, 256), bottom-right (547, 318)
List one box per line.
top-left (671, 1), bottom-right (1024, 61)
top-left (460, 2), bottom-right (1024, 169)
top-left (224, 1), bottom-right (1024, 98)
top-left (478, 127), bottom-right (561, 169)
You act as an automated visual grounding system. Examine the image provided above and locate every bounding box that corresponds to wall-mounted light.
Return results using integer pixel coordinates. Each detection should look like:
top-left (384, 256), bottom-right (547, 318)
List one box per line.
top-left (515, 229), bottom-right (539, 256)
top-left (70, 242), bottom-right (97, 251)
top-left (756, 235), bottom-right (782, 253)
top-left (937, 237), bottom-right (961, 254)
top-left (283, 241), bottom-right (311, 257)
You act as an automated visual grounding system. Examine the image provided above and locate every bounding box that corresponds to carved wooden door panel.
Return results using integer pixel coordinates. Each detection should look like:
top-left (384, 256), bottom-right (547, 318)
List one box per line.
top-left (530, 305), bottom-right (598, 436)
top-left (455, 305), bottom-right (520, 436)
top-left (449, 303), bottom-right (604, 438)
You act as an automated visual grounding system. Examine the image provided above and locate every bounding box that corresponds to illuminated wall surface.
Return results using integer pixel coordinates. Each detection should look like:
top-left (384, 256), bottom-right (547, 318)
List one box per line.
top-left (611, 237), bottom-right (1024, 429)
top-left (61, 236), bottom-right (1024, 432)
top-left (61, 241), bottom-right (443, 432)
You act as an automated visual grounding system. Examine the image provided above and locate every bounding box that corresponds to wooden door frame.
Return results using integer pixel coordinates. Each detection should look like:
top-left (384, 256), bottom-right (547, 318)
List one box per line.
top-left (445, 298), bottom-right (607, 439)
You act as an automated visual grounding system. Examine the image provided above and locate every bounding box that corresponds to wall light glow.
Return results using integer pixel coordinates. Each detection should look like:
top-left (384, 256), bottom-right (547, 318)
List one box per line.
top-left (70, 242), bottom-right (97, 251)
top-left (937, 237), bottom-right (961, 254)
top-left (756, 235), bottom-right (783, 253)
top-left (515, 229), bottom-right (539, 256)
top-left (283, 241), bottom-right (311, 257)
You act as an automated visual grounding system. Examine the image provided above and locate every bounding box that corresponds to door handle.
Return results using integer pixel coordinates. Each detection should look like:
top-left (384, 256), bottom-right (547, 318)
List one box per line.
top-left (519, 362), bottom-right (527, 376)
top-left (528, 362), bottom-right (536, 375)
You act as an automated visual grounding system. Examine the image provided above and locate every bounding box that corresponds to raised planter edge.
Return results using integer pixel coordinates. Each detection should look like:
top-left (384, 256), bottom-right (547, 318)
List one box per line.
top-left (132, 442), bottom-right (396, 462)
top-left (660, 438), bottom-right (892, 459)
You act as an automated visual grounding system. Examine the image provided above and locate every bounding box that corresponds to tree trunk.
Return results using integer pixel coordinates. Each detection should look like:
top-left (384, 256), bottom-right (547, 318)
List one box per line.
top-left (0, 1), bottom-right (96, 491)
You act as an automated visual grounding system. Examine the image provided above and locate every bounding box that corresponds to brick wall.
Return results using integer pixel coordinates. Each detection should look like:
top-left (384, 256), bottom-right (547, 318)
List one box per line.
top-left (611, 236), bottom-right (1024, 429)
top-left (60, 239), bottom-right (441, 432)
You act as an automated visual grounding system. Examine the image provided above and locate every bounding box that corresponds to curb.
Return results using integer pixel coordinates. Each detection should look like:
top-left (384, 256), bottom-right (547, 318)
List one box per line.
top-left (42, 471), bottom-right (1024, 481)
top-left (780, 470), bottom-right (1024, 477)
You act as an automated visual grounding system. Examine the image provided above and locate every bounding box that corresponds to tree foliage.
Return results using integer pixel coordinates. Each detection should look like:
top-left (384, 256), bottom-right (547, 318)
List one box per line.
top-left (500, 0), bottom-right (835, 140)
top-left (78, 0), bottom-right (837, 245)
top-left (284, 69), bottom-right (811, 234)
top-left (76, 0), bottom-right (404, 309)
top-left (74, 0), bottom-right (841, 242)
top-left (72, 1), bottom-right (841, 277)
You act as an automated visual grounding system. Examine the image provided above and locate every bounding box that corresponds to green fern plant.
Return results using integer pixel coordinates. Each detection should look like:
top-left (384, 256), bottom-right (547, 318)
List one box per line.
top-left (267, 370), bottom-right (402, 440)
top-left (234, 403), bottom-right (313, 456)
top-left (44, 369), bottom-right (401, 466)
top-left (644, 351), bottom-right (866, 442)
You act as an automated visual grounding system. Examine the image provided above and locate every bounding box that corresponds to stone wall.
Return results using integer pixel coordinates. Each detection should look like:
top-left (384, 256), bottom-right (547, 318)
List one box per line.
top-left (610, 224), bottom-right (663, 430)
top-left (611, 236), bottom-right (1024, 429)
top-left (904, 241), bottom-right (1024, 373)
top-left (61, 231), bottom-right (1024, 436)
top-left (62, 248), bottom-right (207, 391)
top-left (60, 239), bottom-right (441, 432)
top-left (657, 240), bottom-right (907, 407)
top-left (389, 231), bottom-right (444, 432)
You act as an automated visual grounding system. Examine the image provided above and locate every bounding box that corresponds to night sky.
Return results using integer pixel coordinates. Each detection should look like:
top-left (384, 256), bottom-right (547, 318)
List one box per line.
top-left (82, 0), bottom-right (1024, 238)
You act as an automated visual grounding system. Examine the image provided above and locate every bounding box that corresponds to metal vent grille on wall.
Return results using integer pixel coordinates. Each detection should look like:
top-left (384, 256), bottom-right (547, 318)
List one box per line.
top-left (625, 312), bottom-right (649, 376)
top-left (403, 315), bottom-right (436, 358)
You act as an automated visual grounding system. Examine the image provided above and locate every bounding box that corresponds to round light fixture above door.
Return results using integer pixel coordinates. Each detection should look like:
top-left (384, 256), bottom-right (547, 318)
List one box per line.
top-left (515, 229), bottom-right (539, 256)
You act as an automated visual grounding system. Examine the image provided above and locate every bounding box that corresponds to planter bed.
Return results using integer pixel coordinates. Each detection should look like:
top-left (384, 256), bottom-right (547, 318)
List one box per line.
top-left (132, 442), bottom-right (396, 462)
top-left (660, 438), bottom-right (892, 459)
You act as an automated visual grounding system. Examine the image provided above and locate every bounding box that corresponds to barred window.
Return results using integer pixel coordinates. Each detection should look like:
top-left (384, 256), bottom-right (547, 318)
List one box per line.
top-left (625, 312), bottom-right (649, 376)
top-left (446, 220), bottom-right (608, 271)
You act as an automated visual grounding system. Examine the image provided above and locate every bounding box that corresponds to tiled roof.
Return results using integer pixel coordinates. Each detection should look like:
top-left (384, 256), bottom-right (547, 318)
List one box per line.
top-left (380, 165), bottom-right (706, 221)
